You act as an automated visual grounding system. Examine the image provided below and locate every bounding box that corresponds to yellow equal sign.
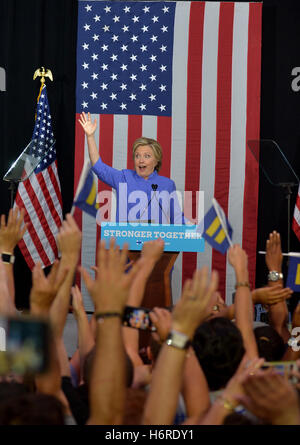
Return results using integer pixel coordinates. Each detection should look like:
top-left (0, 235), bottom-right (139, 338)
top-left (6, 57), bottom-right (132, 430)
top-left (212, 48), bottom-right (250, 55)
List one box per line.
top-left (205, 216), bottom-right (226, 244)
top-left (295, 263), bottom-right (300, 285)
top-left (86, 179), bottom-right (99, 209)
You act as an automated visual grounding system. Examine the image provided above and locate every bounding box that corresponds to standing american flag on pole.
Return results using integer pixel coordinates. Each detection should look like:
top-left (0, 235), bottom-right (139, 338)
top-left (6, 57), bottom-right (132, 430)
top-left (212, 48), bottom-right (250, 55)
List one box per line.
top-left (15, 85), bottom-right (63, 270)
top-left (75, 1), bottom-right (262, 310)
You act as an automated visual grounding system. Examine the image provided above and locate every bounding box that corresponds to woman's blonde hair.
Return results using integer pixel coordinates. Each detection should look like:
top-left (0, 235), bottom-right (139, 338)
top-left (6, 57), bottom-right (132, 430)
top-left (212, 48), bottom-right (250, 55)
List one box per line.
top-left (132, 137), bottom-right (162, 172)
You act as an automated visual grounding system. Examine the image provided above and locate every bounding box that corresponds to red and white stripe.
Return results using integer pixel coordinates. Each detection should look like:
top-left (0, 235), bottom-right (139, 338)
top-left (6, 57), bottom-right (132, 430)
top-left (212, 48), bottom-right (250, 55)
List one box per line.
top-left (74, 1), bottom-right (262, 310)
top-left (293, 186), bottom-right (300, 241)
top-left (16, 161), bottom-right (63, 270)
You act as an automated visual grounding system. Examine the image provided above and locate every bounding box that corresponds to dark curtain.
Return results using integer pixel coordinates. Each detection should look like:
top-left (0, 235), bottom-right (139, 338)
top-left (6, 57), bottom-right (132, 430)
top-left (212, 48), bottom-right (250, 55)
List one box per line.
top-left (0, 0), bottom-right (77, 308)
top-left (0, 0), bottom-right (299, 310)
top-left (257, 0), bottom-right (300, 313)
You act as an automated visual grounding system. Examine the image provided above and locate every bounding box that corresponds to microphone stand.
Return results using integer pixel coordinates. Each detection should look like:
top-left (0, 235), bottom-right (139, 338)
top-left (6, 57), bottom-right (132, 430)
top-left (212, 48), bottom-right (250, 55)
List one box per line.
top-left (151, 184), bottom-right (171, 224)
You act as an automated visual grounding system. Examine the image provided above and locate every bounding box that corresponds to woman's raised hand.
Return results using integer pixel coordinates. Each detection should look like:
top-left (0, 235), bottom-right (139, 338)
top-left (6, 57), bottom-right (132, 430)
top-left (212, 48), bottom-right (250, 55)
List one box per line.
top-left (78, 111), bottom-right (97, 137)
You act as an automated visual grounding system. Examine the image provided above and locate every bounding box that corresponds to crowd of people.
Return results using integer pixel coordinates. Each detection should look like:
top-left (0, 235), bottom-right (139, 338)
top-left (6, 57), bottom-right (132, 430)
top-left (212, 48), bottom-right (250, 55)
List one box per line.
top-left (0, 207), bottom-right (299, 425)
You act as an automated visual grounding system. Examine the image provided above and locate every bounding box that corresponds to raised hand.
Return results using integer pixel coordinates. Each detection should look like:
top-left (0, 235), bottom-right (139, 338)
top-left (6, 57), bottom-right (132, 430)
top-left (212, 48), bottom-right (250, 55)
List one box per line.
top-left (238, 370), bottom-right (300, 425)
top-left (81, 238), bottom-right (142, 314)
top-left (57, 214), bottom-right (82, 265)
top-left (0, 258), bottom-right (15, 315)
top-left (141, 239), bottom-right (164, 264)
top-left (0, 207), bottom-right (27, 253)
top-left (228, 244), bottom-right (248, 281)
top-left (252, 285), bottom-right (293, 305)
top-left (78, 112), bottom-right (97, 137)
top-left (30, 260), bottom-right (68, 314)
top-left (149, 307), bottom-right (172, 343)
top-left (172, 267), bottom-right (219, 339)
top-left (71, 285), bottom-right (86, 319)
top-left (265, 231), bottom-right (283, 272)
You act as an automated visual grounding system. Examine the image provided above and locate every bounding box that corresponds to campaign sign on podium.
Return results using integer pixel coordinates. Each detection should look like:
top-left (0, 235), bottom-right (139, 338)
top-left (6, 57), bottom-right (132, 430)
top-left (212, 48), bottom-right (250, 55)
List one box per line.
top-left (100, 223), bottom-right (205, 252)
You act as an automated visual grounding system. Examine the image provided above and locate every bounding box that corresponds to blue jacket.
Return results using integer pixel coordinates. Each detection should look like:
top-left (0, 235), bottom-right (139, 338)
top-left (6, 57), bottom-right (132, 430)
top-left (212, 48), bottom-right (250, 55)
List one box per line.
top-left (92, 157), bottom-right (184, 224)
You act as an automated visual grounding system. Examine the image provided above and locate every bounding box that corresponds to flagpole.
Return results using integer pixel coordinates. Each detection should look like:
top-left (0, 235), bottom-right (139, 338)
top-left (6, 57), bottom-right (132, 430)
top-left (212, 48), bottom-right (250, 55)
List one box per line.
top-left (258, 250), bottom-right (300, 257)
top-left (212, 198), bottom-right (233, 247)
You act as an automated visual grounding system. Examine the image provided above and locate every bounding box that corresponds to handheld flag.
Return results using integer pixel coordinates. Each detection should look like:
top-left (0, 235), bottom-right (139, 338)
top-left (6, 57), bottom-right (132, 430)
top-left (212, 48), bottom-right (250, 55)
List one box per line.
top-left (199, 198), bottom-right (233, 254)
top-left (286, 255), bottom-right (300, 292)
top-left (72, 160), bottom-right (99, 218)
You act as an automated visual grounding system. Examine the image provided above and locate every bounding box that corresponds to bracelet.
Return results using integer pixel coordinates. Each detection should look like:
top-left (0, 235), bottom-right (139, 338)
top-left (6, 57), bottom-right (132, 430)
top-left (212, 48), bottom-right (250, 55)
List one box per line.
top-left (95, 312), bottom-right (122, 322)
top-left (217, 396), bottom-right (235, 412)
top-left (235, 281), bottom-right (250, 290)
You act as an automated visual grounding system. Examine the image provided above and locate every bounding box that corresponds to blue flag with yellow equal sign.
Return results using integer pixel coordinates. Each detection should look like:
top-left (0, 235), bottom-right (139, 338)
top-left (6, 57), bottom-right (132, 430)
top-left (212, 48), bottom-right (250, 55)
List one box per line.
top-left (286, 255), bottom-right (300, 291)
top-left (199, 198), bottom-right (233, 254)
top-left (73, 160), bottom-right (99, 218)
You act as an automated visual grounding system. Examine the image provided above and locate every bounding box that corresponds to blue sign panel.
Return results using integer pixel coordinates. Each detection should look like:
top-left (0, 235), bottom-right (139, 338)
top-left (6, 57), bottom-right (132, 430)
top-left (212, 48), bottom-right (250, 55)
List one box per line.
top-left (101, 223), bottom-right (205, 252)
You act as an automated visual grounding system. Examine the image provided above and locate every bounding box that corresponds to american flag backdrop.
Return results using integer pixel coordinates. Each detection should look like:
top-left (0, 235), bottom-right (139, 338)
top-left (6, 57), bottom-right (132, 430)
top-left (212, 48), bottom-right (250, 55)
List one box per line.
top-left (75, 1), bottom-right (262, 310)
top-left (15, 85), bottom-right (63, 270)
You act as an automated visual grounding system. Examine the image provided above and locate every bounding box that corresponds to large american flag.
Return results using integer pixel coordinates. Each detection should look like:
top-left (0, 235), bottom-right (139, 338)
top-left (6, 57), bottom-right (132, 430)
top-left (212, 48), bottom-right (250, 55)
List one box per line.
top-left (75, 1), bottom-right (262, 310)
top-left (15, 85), bottom-right (63, 269)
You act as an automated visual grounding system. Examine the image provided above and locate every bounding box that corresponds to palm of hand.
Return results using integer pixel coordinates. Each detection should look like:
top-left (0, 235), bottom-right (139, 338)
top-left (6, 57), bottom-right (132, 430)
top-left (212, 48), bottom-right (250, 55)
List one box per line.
top-left (265, 231), bottom-right (282, 271)
top-left (79, 112), bottom-right (97, 137)
top-left (83, 120), bottom-right (97, 136)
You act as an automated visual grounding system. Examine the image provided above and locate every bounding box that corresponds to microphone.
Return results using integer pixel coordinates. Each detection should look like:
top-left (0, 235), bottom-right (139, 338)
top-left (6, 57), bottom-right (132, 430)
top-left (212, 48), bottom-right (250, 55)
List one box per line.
top-left (151, 184), bottom-right (171, 224)
top-left (138, 184), bottom-right (156, 222)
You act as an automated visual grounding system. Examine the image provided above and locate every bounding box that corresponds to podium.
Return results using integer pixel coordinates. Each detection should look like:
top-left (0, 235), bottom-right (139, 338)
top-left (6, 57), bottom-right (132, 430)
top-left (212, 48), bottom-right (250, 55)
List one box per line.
top-left (101, 222), bottom-right (204, 308)
top-left (101, 222), bottom-right (205, 351)
top-left (127, 250), bottom-right (178, 309)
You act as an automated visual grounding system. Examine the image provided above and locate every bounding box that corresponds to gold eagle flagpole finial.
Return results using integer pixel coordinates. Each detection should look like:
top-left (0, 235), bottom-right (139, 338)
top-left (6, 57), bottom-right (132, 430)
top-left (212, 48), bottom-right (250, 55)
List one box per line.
top-left (33, 67), bottom-right (53, 105)
top-left (33, 67), bottom-right (53, 86)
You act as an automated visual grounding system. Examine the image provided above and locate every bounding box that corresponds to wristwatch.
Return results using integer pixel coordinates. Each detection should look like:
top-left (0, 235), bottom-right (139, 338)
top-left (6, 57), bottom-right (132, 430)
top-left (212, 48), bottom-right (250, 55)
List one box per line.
top-left (287, 336), bottom-right (300, 352)
top-left (166, 330), bottom-right (190, 350)
top-left (268, 270), bottom-right (283, 282)
top-left (1, 252), bottom-right (15, 265)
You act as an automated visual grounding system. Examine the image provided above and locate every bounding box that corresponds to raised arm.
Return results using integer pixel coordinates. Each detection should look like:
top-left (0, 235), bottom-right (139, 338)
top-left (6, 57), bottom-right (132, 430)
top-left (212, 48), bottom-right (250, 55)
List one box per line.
top-left (79, 112), bottom-right (124, 189)
top-left (238, 370), bottom-right (300, 425)
top-left (142, 267), bottom-right (218, 425)
top-left (228, 244), bottom-right (258, 359)
top-left (123, 239), bottom-right (164, 368)
top-left (0, 258), bottom-right (16, 315)
top-left (150, 307), bottom-right (211, 424)
top-left (265, 231), bottom-right (290, 342)
top-left (81, 239), bottom-right (142, 425)
top-left (0, 208), bottom-right (27, 304)
top-left (71, 285), bottom-right (95, 382)
top-left (29, 260), bottom-right (72, 416)
top-left (78, 112), bottom-right (99, 166)
top-left (49, 214), bottom-right (82, 339)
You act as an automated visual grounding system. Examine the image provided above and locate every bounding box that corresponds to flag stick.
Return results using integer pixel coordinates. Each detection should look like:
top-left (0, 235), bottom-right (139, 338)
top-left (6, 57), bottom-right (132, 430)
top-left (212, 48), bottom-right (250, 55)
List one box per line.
top-left (258, 250), bottom-right (300, 257)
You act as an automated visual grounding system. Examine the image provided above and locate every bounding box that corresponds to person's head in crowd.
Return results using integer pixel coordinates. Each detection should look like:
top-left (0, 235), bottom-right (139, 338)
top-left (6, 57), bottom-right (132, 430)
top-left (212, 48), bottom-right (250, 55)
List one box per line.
top-left (254, 325), bottom-right (285, 361)
top-left (192, 317), bottom-right (245, 391)
top-left (83, 346), bottom-right (134, 389)
top-left (223, 412), bottom-right (261, 425)
top-left (0, 393), bottom-right (65, 425)
top-left (0, 381), bottom-right (29, 402)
